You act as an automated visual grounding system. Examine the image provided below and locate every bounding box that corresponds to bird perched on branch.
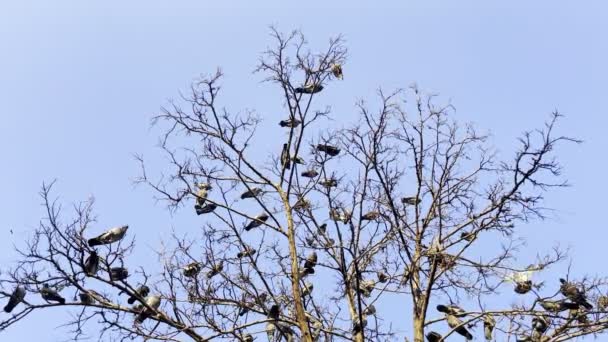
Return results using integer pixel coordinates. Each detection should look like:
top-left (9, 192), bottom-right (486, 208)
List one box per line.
top-left (560, 278), bottom-right (593, 309)
top-left (401, 197), bottom-right (421, 205)
top-left (183, 262), bottom-right (201, 278)
top-left (484, 314), bottom-right (496, 340)
top-left (83, 250), bottom-right (99, 276)
top-left (4, 286), bottom-right (25, 313)
top-left (361, 211), bottom-right (380, 221)
top-left (195, 203), bottom-right (217, 215)
top-left (437, 305), bottom-right (472, 340)
top-left (240, 187), bottom-right (263, 200)
top-left (293, 197), bottom-right (311, 211)
top-left (331, 63), bottom-right (343, 79)
top-left (279, 118), bottom-right (302, 128)
top-left (295, 83), bottom-right (323, 94)
top-left (426, 332), bottom-right (443, 342)
top-left (237, 246), bottom-right (256, 258)
top-left (281, 143), bottom-right (291, 170)
top-left (357, 280), bottom-right (376, 298)
top-left (301, 169), bottom-right (319, 178)
top-left (195, 183), bottom-right (211, 207)
top-left (316, 144), bottom-right (340, 156)
top-left (134, 295), bottom-right (161, 324)
top-left (539, 299), bottom-right (579, 312)
top-left (110, 267), bottom-right (129, 281)
top-left (320, 178), bottom-right (338, 189)
top-left (40, 284), bottom-right (65, 304)
top-left (79, 291), bottom-right (95, 305)
top-left (207, 261), bottom-right (224, 279)
top-left (245, 213), bottom-right (269, 231)
top-left (363, 304), bottom-right (377, 316)
top-left (127, 285), bottom-right (150, 304)
top-left (87, 225), bottom-right (128, 247)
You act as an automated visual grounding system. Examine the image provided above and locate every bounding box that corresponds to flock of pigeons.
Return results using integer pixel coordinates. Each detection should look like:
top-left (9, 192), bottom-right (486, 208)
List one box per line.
top-left (425, 277), bottom-right (599, 341)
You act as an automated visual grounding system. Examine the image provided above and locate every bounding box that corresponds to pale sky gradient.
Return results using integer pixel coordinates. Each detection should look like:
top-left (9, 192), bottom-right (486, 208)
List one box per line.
top-left (1, 1), bottom-right (607, 340)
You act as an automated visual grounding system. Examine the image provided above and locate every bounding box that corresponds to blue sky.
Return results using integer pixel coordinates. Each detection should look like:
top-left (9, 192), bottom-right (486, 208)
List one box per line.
top-left (1, 1), bottom-right (607, 340)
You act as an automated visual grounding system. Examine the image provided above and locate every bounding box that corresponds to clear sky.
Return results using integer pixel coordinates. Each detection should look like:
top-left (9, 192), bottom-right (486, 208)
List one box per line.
top-left (1, 1), bottom-right (607, 340)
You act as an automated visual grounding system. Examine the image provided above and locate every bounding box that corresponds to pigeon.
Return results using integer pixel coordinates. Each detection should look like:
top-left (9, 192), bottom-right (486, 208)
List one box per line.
top-left (241, 333), bottom-right (254, 342)
top-left (195, 183), bottom-right (212, 207)
top-left (377, 270), bottom-right (389, 283)
top-left (135, 295), bottom-right (161, 324)
top-left (426, 332), bottom-right (443, 342)
top-left (352, 316), bottom-right (368, 334)
top-left (245, 213), bottom-right (269, 231)
top-left (311, 319), bottom-right (323, 341)
top-left (4, 286), bottom-right (25, 313)
top-left (279, 118), bottom-right (302, 128)
top-left (206, 261), bottom-right (224, 279)
top-left (329, 208), bottom-right (351, 223)
top-left (444, 312), bottom-right (473, 340)
top-left (295, 83), bottom-right (323, 94)
top-left (357, 280), bottom-right (376, 298)
top-left (318, 224), bottom-right (327, 234)
top-left (40, 284), bottom-right (65, 304)
top-left (514, 280), bottom-right (533, 294)
top-left (361, 211), bottom-right (380, 221)
top-left (195, 203), bottom-right (217, 215)
top-left (128, 285), bottom-right (150, 304)
top-left (240, 187), bottom-right (263, 199)
top-left (299, 266), bottom-right (315, 278)
top-left (237, 246), bottom-right (256, 258)
top-left (276, 322), bottom-right (295, 341)
top-left (87, 225), bottom-right (128, 247)
top-left (304, 252), bottom-right (318, 270)
top-left (301, 282), bottom-right (314, 297)
top-left (183, 262), bottom-right (201, 278)
top-left (293, 197), bottom-right (311, 211)
top-left (324, 238), bottom-right (335, 248)
top-left (79, 292), bottom-right (95, 305)
top-left (460, 231), bottom-right (476, 242)
top-left (484, 314), bottom-right (496, 340)
top-left (268, 304), bottom-right (280, 320)
top-left (560, 278), bottom-right (593, 309)
top-left (266, 322), bottom-right (276, 341)
top-left (363, 304), bottom-right (376, 316)
top-left (316, 144), bottom-right (340, 157)
top-left (532, 315), bottom-right (550, 333)
top-left (598, 295), bottom-right (608, 310)
top-left (539, 300), bottom-right (578, 312)
top-left (401, 197), bottom-right (420, 205)
top-left (301, 169), bottom-right (319, 178)
top-left (320, 178), bottom-right (338, 188)
top-left (292, 156), bottom-right (305, 165)
top-left (110, 267), bottom-right (129, 281)
top-left (331, 63), bottom-right (343, 80)
top-left (83, 250), bottom-right (99, 276)
top-left (436, 304), bottom-right (467, 317)
top-left (281, 143), bottom-right (291, 170)
top-left (238, 303), bottom-right (250, 316)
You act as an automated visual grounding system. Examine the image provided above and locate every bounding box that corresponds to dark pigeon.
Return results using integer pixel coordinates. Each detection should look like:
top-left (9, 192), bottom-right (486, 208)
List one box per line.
top-left (83, 250), bottom-right (99, 276)
top-left (88, 225), bottom-right (128, 247)
top-left (3, 286), bottom-right (25, 313)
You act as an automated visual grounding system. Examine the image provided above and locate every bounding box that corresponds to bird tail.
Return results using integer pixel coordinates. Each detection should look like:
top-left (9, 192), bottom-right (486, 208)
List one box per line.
top-left (127, 296), bottom-right (136, 304)
top-left (88, 238), bottom-right (101, 247)
top-left (58, 297), bottom-right (66, 305)
top-left (4, 304), bottom-right (14, 313)
top-left (279, 122), bottom-right (288, 127)
top-left (582, 300), bottom-right (593, 310)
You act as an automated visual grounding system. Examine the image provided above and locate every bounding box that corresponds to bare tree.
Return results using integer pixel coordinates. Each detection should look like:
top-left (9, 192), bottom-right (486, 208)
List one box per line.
top-left (1, 29), bottom-right (606, 342)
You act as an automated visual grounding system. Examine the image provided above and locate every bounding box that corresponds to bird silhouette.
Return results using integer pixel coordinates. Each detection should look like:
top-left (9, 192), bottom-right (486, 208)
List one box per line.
top-left (4, 286), bottom-right (25, 313)
top-left (237, 246), bottom-right (256, 258)
top-left (83, 250), bottom-right (99, 276)
top-left (40, 284), bottom-right (65, 304)
top-left (401, 197), bottom-right (421, 205)
top-left (134, 295), bottom-right (161, 324)
top-left (279, 118), bottom-right (302, 128)
top-left (281, 143), bottom-right (291, 170)
top-left (295, 83), bottom-right (323, 94)
top-left (316, 144), bottom-right (340, 157)
top-left (109, 267), bottom-right (129, 281)
top-left (183, 262), bottom-right (201, 278)
top-left (87, 225), bottom-right (128, 247)
top-left (425, 332), bottom-right (442, 342)
top-left (245, 213), bottom-right (269, 231)
top-left (361, 211), bottom-right (380, 221)
top-left (206, 261), bottom-right (223, 279)
top-left (195, 183), bottom-right (212, 207)
top-left (559, 278), bottom-right (593, 309)
top-left (484, 314), bottom-right (496, 340)
top-left (301, 169), bottom-right (319, 178)
top-left (331, 63), bottom-right (343, 79)
top-left (127, 285), bottom-right (150, 304)
top-left (240, 187), bottom-right (263, 199)
top-left (195, 203), bottom-right (217, 215)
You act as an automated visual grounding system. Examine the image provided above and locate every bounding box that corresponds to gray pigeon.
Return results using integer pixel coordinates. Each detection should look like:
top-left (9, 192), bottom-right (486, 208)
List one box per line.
top-left (295, 83), bottom-right (323, 94)
top-left (444, 312), bottom-right (473, 340)
top-left (316, 144), bottom-right (340, 157)
top-left (40, 284), bottom-right (65, 304)
top-left (195, 203), bottom-right (217, 215)
top-left (4, 286), bottom-right (25, 313)
top-left (237, 246), bottom-right (256, 258)
top-left (426, 332), bottom-right (442, 342)
top-left (245, 213), bottom-right (269, 231)
top-left (79, 292), bottom-right (95, 305)
top-left (240, 187), bottom-right (263, 199)
top-left (279, 118), bottom-right (302, 128)
top-left (195, 183), bottom-right (212, 207)
top-left (88, 225), bottom-right (128, 247)
top-left (560, 278), bottom-right (593, 309)
top-left (281, 143), bottom-right (291, 170)
top-left (484, 314), bottom-right (496, 340)
top-left (401, 197), bottom-right (420, 206)
top-left (135, 295), bottom-right (161, 324)
top-left (183, 262), bottom-right (201, 278)
top-left (331, 64), bottom-right (343, 79)
top-left (109, 267), bottom-right (129, 281)
top-left (301, 169), bottom-right (319, 178)
top-left (128, 285), bottom-right (150, 304)
top-left (206, 261), bottom-right (224, 279)
top-left (83, 250), bottom-right (99, 276)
